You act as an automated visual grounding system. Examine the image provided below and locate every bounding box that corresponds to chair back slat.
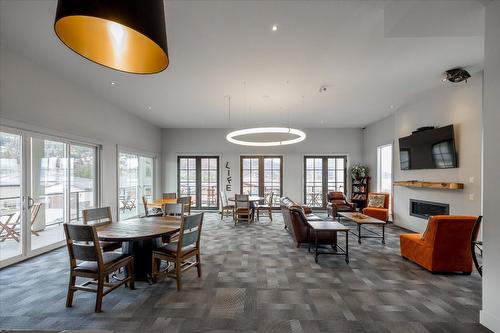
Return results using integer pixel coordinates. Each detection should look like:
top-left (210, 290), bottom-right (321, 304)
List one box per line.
top-left (235, 194), bottom-right (249, 209)
top-left (65, 223), bottom-right (95, 241)
top-left (83, 207), bottom-right (112, 226)
top-left (181, 229), bottom-right (199, 247)
top-left (164, 203), bottom-right (184, 216)
top-left (142, 196), bottom-right (149, 216)
top-left (72, 243), bottom-right (100, 261)
top-left (64, 223), bottom-right (102, 263)
top-left (177, 196), bottom-right (192, 214)
top-left (178, 213), bottom-right (203, 249)
top-left (163, 192), bottom-right (177, 199)
top-left (220, 190), bottom-right (229, 207)
top-left (264, 192), bottom-right (274, 207)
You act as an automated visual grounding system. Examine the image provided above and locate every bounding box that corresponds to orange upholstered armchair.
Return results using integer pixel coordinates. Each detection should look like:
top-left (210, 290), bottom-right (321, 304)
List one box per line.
top-left (400, 215), bottom-right (479, 274)
top-left (362, 192), bottom-right (390, 222)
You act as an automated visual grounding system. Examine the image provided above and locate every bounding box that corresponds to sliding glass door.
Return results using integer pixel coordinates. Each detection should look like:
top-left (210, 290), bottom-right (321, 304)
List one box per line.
top-left (0, 131), bottom-right (23, 261)
top-left (177, 156), bottom-right (219, 210)
top-left (118, 151), bottom-right (155, 220)
top-left (240, 156), bottom-right (282, 207)
top-left (70, 144), bottom-right (97, 222)
top-left (304, 156), bottom-right (347, 209)
top-left (30, 137), bottom-right (67, 251)
top-left (0, 128), bottom-right (99, 266)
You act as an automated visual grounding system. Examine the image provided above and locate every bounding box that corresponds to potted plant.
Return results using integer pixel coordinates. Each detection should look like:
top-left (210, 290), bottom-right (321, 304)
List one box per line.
top-left (350, 165), bottom-right (369, 179)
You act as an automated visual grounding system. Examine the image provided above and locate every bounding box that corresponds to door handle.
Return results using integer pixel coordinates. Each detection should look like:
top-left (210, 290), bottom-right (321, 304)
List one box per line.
top-left (27, 196), bottom-right (34, 209)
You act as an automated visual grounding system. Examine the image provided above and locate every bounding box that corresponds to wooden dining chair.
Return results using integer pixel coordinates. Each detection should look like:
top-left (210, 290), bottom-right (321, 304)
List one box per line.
top-left (234, 194), bottom-right (252, 225)
top-left (82, 207), bottom-right (121, 252)
top-left (256, 192), bottom-right (274, 222)
top-left (219, 190), bottom-right (234, 220)
top-left (159, 203), bottom-right (184, 244)
top-left (63, 223), bottom-right (134, 312)
top-left (163, 203), bottom-right (184, 216)
top-left (142, 196), bottom-right (150, 217)
top-left (151, 213), bottom-right (204, 290)
top-left (163, 192), bottom-right (177, 199)
top-left (177, 196), bottom-right (192, 215)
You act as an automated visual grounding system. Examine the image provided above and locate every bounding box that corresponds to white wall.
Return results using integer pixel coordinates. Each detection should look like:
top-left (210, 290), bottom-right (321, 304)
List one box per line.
top-left (0, 47), bottom-right (163, 219)
top-left (362, 114), bottom-right (395, 190)
top-left (162, 128), bottom-right (363, 204)
top-left (480, 1), bottom-right (500, 331)
top-left (363, 74), bottom-right (483, 232)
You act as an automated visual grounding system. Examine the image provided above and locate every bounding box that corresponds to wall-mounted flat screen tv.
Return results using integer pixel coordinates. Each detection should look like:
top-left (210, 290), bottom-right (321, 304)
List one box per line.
top-left (399, 124), bottom-right (457, 170)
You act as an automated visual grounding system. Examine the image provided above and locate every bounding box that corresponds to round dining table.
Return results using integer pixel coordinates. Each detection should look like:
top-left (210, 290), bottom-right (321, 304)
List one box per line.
top-left (96, 216), bottom-right (181, 281)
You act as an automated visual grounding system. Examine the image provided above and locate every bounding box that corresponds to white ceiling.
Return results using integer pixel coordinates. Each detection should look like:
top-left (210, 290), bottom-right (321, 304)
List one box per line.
top-left (0, 0), bottom-right (485, 128)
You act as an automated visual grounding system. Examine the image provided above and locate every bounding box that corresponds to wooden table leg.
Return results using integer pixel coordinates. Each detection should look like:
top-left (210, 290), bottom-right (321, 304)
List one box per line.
top-left (382, 224), bottom-right (386, 244)
top-left (314, 230), bottom-right (319, 263)
top-left (345, 231), bottom-right (349, 263)
top-left (307, 226), bottom-right (311, 253)
top-left (123, 238), bottom-right (162, 281)
top-left (358, 224), bottom-right (362, 244)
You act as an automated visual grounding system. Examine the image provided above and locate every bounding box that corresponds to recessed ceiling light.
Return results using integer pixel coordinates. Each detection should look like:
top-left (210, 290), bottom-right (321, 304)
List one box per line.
top-left (147, 106), bottom-right (152, 110)
top-left (111, 81), bottom-right (116, 85)
top-left (272, 24), bottom-right (278, 31)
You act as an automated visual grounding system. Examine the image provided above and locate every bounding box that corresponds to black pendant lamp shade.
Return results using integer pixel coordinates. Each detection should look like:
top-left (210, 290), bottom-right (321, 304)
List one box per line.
top-left (54, 0), bottom-right (169, 74)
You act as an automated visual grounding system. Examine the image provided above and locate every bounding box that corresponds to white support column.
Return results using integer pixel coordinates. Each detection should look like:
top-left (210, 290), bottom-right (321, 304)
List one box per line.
top-left (481, 1), bottom-right (500, 331)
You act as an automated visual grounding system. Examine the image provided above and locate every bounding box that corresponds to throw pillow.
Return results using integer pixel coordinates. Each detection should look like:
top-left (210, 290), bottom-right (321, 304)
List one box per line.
top-left (367, 194), bottom-right (385, 208)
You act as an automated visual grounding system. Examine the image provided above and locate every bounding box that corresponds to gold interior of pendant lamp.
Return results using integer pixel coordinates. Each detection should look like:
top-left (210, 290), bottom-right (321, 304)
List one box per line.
top-left (55, 16), bottom-right (168, 74)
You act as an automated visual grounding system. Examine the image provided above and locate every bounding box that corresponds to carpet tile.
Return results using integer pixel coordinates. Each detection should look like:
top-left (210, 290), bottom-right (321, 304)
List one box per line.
top-left (0, 212), bottom-right (489, 333)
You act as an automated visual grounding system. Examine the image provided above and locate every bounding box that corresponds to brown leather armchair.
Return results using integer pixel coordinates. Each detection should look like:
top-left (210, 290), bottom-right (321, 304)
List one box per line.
top-left (289, 206), bottom-right (337, 248)
top-left (280, 197), bottom-right (334, 248)
top-left (326, 192), bottom-right (356, 218)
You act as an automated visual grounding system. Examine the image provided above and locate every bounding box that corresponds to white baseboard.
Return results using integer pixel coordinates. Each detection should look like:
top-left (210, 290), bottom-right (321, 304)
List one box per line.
top-left (480, 310), bottom-right (500, 332)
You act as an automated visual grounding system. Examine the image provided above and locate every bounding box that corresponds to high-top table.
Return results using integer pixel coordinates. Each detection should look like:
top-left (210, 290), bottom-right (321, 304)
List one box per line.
top-left (96, 216), bottom-right (181, 280)
top-left (338, 212), bottom-right (386, 244)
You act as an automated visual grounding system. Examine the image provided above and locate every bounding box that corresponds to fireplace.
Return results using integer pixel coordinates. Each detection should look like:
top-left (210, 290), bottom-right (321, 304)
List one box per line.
top-left (410, 199), bottom-right (449, 219)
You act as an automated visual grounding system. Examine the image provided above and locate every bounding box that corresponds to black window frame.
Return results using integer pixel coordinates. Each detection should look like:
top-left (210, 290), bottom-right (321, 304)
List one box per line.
top-left (177, 156), bottom-right (220, 210)
top-left (240, 155), bottom-right (283, 208)
top-left (303, 155), bottom-right (347, 209)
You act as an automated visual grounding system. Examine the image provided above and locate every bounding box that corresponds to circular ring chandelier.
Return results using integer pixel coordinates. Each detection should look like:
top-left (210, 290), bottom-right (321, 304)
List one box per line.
top-left (226, 127), bottom-right (306, 147)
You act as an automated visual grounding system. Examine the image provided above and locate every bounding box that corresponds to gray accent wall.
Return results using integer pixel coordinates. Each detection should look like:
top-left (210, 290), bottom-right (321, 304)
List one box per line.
top-left (363, 74), bottom-right (483, 233)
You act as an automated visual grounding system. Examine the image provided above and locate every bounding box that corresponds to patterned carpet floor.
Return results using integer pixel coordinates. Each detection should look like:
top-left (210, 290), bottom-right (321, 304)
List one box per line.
top-left (0, 212), bottom-right (489, 333)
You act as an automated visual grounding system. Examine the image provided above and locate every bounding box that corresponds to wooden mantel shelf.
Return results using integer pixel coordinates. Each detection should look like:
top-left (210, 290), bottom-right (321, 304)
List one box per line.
top-left (394, 180), bottom-right (464, 190)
